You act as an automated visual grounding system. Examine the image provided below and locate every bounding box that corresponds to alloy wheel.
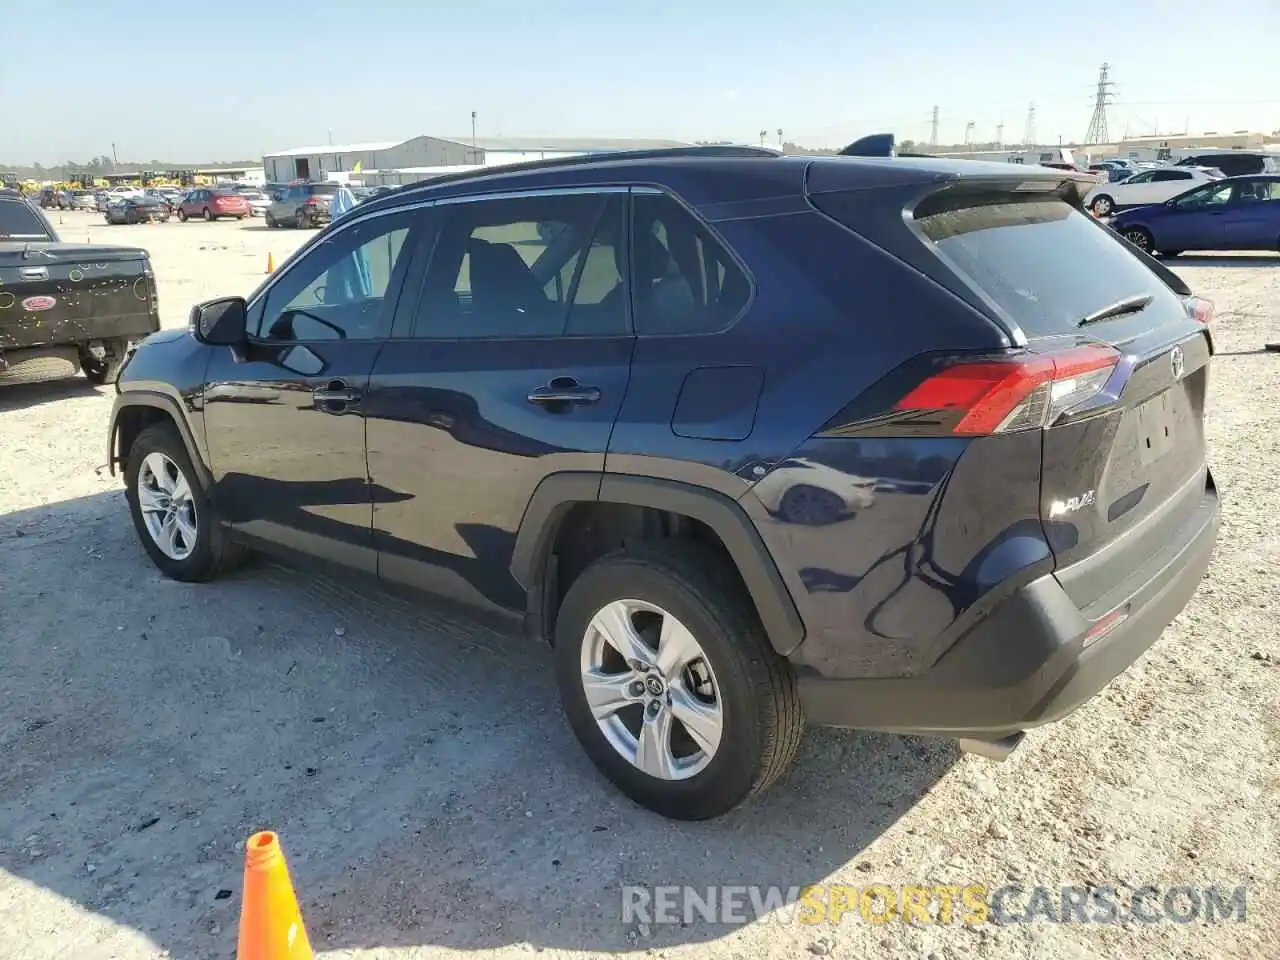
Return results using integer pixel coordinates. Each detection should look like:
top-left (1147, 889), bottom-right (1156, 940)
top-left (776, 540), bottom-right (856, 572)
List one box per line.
top-left (579, 599), bottom-right (724, 781)
top-left (137, 452), bottom-right (198, 560)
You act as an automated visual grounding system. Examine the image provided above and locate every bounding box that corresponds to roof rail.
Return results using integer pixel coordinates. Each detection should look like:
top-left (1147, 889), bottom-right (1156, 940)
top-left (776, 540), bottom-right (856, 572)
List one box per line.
top-left (838, 133), bottom-right (936, 159)
top-left (394, 144), bottom-right (780, 195)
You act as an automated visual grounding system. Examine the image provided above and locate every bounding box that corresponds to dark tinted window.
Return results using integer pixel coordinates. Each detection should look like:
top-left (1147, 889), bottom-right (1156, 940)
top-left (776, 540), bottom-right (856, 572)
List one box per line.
top-left (916, 199), bottom-right (1183, 338)
top-left (630, 192), bottom-right (750, 335)
top-left (1212, 155), bottom-right (1264, 177)
top-left (0, 199), bottom-right (52, 239)
top-left (412, 192), bottom-right (626, 339)
top-left (256, 211), bottom-right (415, 341)
top-left (1151, 170), bottom-right (1192, 181)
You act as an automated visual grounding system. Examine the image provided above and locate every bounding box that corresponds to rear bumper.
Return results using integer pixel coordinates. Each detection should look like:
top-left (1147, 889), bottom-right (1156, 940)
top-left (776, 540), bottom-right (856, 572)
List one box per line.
top-left (797, 474), bottom-right (1220, 739)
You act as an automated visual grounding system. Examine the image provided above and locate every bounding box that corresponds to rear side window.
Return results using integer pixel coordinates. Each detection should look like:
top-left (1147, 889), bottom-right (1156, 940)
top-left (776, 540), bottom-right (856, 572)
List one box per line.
top-left (630, 193), bottom-right (750, 335)
top-left (0, 200), bottom-right (52, 240)
top-left (915, 199), bottom-right (1182, 338)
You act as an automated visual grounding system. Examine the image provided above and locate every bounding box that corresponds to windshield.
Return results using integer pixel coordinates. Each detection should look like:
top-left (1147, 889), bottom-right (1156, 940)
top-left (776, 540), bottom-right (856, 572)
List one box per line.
top-left (0, 200), bottom-right (53, 239)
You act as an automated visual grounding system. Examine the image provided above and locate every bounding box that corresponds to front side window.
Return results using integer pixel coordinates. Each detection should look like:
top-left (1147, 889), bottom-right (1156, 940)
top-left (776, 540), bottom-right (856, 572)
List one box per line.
top-left (255, 211), bottom-right (414, 341)
top-left (1172, 182), bottom-right (1234, 210)
top-left (1151, 170), bottom-right (1191, 182)
top-left (412, 192), bottom-right (626, 339)
top-left (630, 192), bottom-right (750, 335)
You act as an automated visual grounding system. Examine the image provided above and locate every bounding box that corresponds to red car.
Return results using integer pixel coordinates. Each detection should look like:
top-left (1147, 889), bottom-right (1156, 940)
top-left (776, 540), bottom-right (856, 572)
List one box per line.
top-left (176, 188), bottom-right (249, 222)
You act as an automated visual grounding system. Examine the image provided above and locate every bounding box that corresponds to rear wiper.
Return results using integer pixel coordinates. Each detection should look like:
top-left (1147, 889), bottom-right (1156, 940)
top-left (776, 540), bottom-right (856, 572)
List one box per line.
top-left (1077, 294), bottom-right (1154, 328)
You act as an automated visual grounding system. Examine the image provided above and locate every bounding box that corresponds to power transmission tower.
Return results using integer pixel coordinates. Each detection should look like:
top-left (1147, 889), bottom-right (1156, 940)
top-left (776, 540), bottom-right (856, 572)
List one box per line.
top-left (1085, 62), bottom-right (1116, 144)
top-left (996, 122), bottom-right (1004, 148)
top-left (930, 105), bottom-right (939, 146)
top-left (964, 120), bottom-right (975, 146)
top-left (1023, 102), bottom-right (1037, 146)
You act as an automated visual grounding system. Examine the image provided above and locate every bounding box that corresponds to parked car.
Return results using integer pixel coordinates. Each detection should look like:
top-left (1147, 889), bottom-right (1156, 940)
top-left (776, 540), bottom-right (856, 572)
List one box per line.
top-left (1175, 151), bottom-right (1280, 178)
top-left (1109, 175), bottom-right (1280, 256)
top-left (94, 191), bottom-right (113, 213)
top-left (107, 141), bottom-right (1220, 820)
top-left (71, 189), bottom-right (99, 211)
top-left (1085, 166), bottom-right (1223, 216)
top-left (240, 190), bottom-right (271, 217)
top-left (264, 181), bottom-right (338, 228)
top-left (1, 188), bottom-right (159, 384)
top-left (175, 188), bottom-right (249, 221)
top-left (38, 187), bottom-right (73, 210)
top-left (105, 194), bottom-right (171, 224)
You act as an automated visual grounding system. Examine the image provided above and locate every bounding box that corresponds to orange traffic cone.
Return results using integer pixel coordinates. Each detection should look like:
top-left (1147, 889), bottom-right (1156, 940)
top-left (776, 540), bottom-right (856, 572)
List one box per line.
top-left (237, 831), bottom-right (314, 960)
top-left (266, 253), bottom-right (275, 274)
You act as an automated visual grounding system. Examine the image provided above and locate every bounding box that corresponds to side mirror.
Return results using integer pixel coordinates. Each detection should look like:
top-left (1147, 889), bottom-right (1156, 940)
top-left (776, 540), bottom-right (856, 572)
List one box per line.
top-left (190, 296), bottom-right (247, 346)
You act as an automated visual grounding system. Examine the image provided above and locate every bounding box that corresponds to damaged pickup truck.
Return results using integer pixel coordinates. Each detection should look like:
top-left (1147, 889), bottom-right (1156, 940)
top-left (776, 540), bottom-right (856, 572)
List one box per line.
top-left (1, 188), bottom-right (159, 385)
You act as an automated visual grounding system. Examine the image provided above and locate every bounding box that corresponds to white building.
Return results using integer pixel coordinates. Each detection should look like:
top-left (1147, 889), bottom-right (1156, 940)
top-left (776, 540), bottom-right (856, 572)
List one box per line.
top-left (262, 135), bottom-right (694, 183)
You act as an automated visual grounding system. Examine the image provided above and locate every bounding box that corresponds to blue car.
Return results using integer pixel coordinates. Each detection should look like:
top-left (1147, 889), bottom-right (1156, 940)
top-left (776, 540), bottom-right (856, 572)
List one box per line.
top-left (1111, 175), bottom-right (1280, 256)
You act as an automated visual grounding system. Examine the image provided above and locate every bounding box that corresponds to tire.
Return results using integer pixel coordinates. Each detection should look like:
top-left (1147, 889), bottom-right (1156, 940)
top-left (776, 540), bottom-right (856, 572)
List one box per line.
top-left (81, 339), bottom-right (126, 385)
top-left (124, 422), bottom-right (243, 582)
top-left (553, 542), bottom-right (804, 820)
top-left (236, 214), bottom-right (246, 220)
top-left (295, 209), bottom-right (309, 229)
top-left (1091, 195), bottom-right (1114, 216)
top-left (203, 207), bottom-right (214, 221)
top-left (265, 211), bottom-right (277, 227)
top-left (178, 209), bottom-right (188, 222)
top-left (1121, 227), bottom-right (1153, 254)
top-left (1159, 250), bottom-right (1183, 258)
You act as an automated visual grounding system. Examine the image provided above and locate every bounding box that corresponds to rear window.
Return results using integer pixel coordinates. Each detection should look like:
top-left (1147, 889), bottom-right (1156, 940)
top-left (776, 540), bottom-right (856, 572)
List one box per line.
top-left (915, 199), bottom-right (1181, 338)
top-left (0, 199), bottom-right (53, 240)
top-left (311, 184), bottom-right (339, 196)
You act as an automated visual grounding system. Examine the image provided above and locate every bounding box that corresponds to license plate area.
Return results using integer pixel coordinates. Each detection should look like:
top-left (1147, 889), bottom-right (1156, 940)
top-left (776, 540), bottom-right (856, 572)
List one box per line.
top-left (1136, 389), bottom-right (1178, 465)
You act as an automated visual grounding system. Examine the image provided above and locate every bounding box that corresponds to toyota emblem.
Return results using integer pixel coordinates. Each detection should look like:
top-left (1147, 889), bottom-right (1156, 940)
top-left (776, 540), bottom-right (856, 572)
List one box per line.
top-left (1170, 345), bottom-right (1185, 381)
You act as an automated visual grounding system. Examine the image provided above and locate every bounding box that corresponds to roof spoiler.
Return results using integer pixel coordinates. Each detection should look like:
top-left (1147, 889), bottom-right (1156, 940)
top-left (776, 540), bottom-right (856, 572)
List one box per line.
top-left (838, 133), bottom-right (936, 159)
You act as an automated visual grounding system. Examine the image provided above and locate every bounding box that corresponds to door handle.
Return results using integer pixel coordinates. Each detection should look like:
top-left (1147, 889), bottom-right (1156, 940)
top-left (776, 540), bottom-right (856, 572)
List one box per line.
top-left (527, 378), bottom-right (601, 406)
top-left (17, 266), bottom-right (48, 280)
top-left (312, 380), bottom-right (361, 408)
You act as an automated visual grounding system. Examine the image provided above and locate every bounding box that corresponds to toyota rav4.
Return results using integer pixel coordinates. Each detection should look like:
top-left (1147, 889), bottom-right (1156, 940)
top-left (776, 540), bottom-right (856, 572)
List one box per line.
top-left (107, 140), bottom-right (1220, 820)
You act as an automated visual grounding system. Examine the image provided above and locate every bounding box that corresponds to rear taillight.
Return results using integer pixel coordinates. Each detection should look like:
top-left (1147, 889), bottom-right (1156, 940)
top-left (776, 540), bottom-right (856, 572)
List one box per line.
top-left (1185, 296), bottom-right (1213, 324)
top-left (894, 345), bottom-right (1121, 435)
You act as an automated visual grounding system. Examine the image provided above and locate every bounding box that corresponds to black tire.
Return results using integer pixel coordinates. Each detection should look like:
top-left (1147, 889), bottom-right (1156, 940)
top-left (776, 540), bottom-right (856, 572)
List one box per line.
top-left (554, 542), bottom-right (804, 820)
top-left (265, 211), bottom-right (277, 227)
top-left (178, 209), bottom-right (188, 222)
top-left (1121, 227), bottom-right (1154, 254)
top-left (203, 207), bottom-right (214, 221)
top-left (124, 422), bottom-right (243, 582)
top-left (295, 209), bottom-right (309, 229)
top-left (1091, 195), bottom-right (1114, 216)
top-left (81, 348), bottom-right (123, 385)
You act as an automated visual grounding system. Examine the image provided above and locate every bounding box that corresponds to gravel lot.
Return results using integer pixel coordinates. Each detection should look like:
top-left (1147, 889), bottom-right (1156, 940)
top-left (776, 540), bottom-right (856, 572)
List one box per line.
top-left (1, 209), bottom-right (1277, 960)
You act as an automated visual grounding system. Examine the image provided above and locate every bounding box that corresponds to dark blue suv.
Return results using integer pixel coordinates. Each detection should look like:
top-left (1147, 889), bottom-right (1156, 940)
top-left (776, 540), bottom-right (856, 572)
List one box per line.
top-left (107, 142), bottom-right (1221, 820)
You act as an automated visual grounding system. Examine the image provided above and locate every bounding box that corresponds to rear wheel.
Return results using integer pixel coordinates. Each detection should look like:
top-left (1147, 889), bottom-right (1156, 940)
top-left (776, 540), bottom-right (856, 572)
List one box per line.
top-left (295, 209), bottom-right (309, 228)
top-left (554, 543), bottom-right (804, 820)
top-left (265, 211), bottom-right (277, 227)
top-left (203, 207), bottom-right (214, 221)
top-left (1121, 227), bottom-right (1153, 254)
top-left (125, 422), bottom-right (243, 582)
top-left (178, 209), bottom-right (188, 222)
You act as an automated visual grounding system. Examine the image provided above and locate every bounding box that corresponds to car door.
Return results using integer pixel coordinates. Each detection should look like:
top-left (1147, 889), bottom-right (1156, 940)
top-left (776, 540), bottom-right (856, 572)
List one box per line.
top-left (363, 188), bottom-right (634, 614)
top-left (1157, 180), bottom-right (1234, 250)
top-left (1113, 171), bottom-right (1156, 206)
top-left (1148, 169), bottom-right (1198, 203)
top-left (203, 207), bottom-right (422, 572)
top-left (1219, 178), bottom-right (1280, 249)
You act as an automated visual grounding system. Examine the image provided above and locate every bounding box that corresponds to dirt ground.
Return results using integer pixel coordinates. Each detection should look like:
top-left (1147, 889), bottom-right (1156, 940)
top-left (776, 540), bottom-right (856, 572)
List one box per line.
top-left (1, 208), bottom-right (1277, 960)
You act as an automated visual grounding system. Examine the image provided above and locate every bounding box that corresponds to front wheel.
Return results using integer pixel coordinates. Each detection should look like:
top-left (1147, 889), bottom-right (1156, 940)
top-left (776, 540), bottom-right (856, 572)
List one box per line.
top-left (1091, 195), bottom-right (1114, 216)
top-left (125, 422), bottom-right (243, 582)
top-left (554, 543), bottom-right (804, 820)
top-left (265, 211), bottom-right (277, 227)
top-left (178, 209), bottom-right (188, 222)
top-left (203, 207), bottom-right (214, 221)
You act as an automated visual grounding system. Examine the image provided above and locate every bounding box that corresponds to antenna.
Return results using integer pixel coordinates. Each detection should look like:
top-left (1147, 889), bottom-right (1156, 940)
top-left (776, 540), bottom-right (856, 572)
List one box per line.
top-left (930, 105), bottom-right (939, 146)
top-left (1085, 62), bottom-right (1116, 144)
top-left (1023, 102), bottom-right (1037, 146)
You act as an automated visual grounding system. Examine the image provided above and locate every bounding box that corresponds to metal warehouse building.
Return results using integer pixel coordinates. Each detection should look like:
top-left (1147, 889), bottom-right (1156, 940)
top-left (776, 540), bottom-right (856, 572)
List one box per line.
top-left (262, 135), bottom-right (694, 183)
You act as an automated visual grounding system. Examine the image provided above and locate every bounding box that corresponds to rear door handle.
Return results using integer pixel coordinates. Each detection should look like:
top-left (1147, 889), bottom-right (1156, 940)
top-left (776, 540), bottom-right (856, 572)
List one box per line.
top-left (527, 378), bottom-right (601, 406)
top-left (17, 266), bottom-right (48, 280)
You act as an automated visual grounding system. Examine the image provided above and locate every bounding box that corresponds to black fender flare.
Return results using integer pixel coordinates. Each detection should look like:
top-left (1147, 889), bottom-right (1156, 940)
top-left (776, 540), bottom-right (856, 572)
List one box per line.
top-left (510, 472), bottom-right (806, 657)
top-left (108, 390), bottom-right (212, 492)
